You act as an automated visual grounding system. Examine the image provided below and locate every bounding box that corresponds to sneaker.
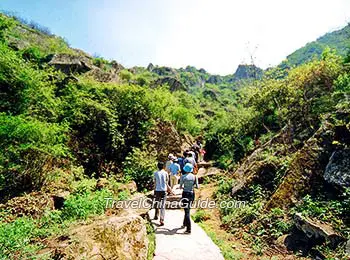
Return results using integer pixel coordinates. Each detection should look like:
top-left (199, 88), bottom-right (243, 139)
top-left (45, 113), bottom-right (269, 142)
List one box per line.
top-left (160, 221), bottom-right (164, 226)
top-left (184, 230), bottom-right (191, 234)
top-left (180, 225), bottom-right (186, 229)
top-left (153, 217), bottom-right (158, 220)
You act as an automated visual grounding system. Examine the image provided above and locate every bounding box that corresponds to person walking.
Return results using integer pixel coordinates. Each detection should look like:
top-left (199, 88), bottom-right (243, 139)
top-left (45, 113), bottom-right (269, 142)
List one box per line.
top-left (184, 152), bottom-right (198, 174)
top-left (179, 163), bottom-right (199, 234)
top-left (154, 162), bottom-right (169, 226)
top-left (169, 158), bottom-right (181, 189)
top-left (184, 152), bottom-right (196, 167)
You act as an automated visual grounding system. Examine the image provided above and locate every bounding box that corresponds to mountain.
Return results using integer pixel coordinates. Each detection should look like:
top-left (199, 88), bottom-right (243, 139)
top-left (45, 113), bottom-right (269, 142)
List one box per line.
top-left (1, 12), bottom-right (349, 260)
top-left (283, 23), bottom-right (350, 67)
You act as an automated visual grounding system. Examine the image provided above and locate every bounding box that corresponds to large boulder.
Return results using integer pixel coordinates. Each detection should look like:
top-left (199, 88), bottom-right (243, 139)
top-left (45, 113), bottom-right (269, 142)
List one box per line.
top-left (48, 53), bottom-right (93, 74)
top-left (206, 75), bottom-right (223, 84)
top-left (234, 64), bottom-right (263, 80)
top-left (152, 77), bottom-right (187, 92)
top-left (38, 214), bottom-right (149, 259)
top-left (265, 123), bottom-right (334, 209)
top-left (324, 149), bottom-right (350, 189)
top-left (146, 63), bottom-right (154, 72)
top-left (152, 66), bottom-right (177, 76)
top-left (293, 213), bottom-right (345, 248)
top-left (144, 121), bottom-right (183, 161)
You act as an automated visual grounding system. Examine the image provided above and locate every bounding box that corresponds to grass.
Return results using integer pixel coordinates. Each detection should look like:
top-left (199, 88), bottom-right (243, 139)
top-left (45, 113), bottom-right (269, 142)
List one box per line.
top-left (146, 221), bottom-right (156, 260)
top-left (199, 222), bottom-right (245, 260)
top-left (0, 188), bottom-right (113, 259)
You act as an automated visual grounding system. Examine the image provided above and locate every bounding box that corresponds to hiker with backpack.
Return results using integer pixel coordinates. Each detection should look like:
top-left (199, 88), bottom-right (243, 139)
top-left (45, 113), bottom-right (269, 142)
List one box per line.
top-left (179, 163), bottom-right (199, 234)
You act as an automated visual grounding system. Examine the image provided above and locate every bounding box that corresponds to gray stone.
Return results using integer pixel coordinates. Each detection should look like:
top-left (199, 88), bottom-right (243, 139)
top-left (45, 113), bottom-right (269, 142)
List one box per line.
top-left (37, 214), bottom-right (149, 259)
top-left (48, 53), bottom-right (93, 74)
top-left (294, 213), bottom-right (345, 248)
top-left (324, 149), bottom-right (350, 189)
top-left (346, 239), bottom-right (350, 255)
top-left (152, 77), bottom-right (187, 92)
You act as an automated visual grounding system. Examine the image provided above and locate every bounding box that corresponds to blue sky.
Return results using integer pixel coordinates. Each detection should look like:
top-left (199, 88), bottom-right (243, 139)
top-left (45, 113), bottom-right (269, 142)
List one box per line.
top-left (1, 0), bottom-right (350, 75)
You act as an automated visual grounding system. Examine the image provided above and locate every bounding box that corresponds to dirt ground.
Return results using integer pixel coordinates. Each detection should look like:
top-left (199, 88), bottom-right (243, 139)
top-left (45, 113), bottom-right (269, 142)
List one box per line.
top-left (196, 183), bottom-right (307, 260)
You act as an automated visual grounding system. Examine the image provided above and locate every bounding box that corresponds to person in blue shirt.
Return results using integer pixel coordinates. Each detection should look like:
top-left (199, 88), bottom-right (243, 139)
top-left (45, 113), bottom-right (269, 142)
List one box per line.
top-left (179, 163), bottom-right (199, 234)
top-left (169, 158), bottom-right (181, 189)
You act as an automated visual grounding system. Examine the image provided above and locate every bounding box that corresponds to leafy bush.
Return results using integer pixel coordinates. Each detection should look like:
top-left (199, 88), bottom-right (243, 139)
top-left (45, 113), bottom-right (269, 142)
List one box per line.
top-left (0, 114), bottom-right (68, 197)
top-left (0, 14), bottom-right (15, 41)
top-left (123, 148), bottom-right (157, 191)
top-left (0, 43), bottom-right (61, 119)
top-left (192, 209), bottom-right (210, 223)
top-left (92, 57), bottom-right (109, 68)
top-left (21, 46), bottom-right (44, 63)
top-left (119, 69), bottom-right (133, 81)
top-left (0, 187), bottom-right (114, 258)
top-left (0, 217), bottom-right (40, 259)
top-left (61, 189), bottom-right (112, 220)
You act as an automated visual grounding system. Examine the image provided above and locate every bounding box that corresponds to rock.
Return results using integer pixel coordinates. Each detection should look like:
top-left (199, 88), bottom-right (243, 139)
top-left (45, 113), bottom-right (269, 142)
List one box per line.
top-left (52, 191), bottom-right (70, 210)
top-left (145, 121), bottom-right (183, 162)
top-left (152, 77), bottom-right (187, 92)
top-left (231, 181), bottom-right (246, 196)
top-left (324, 149), bottom-right (350, 189)
top-left (346, 239), bottom-right (350, 255)
top-left (197, 161), bottom-right (214, 168)
top-left (48, 53), bottom-right (93, 74)
top-left (38, 214), bottom-right (148, 260)
top-left (86, 67), bottom-right (119, 82)
top-left (152, 66), bottom-right (177, 76)
top-left (147, 63), bottom-right (154, 72)
top-left (119, 181), bottom-right (138, 194)
top-left (293, 213), bottom-right (345, 249)
top-left (96, 178), bottom-right (108, 190)
top-left (206, 75), bottom-right (223, 84)
top-left (234, 64), bottom-right (263, 80)
top-left (266, 123), bottom-right (334, 209)
top-left (197, 167), bottom-right (222, 184)
top-left (110, 60), bottom-right (125, 72)
top-left (276, 234), bottom-right (289, 248)
top-left (198, 68), bottom-right (207, 74)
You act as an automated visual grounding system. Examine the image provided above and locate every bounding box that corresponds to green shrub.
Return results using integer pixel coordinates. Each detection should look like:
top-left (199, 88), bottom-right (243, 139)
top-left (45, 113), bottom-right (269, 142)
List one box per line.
top-left (0, 217), bottom-right (40, 259)
top-left (0, 14), bottom-right (15, 42)
top-left (0, 114), bottom-right (68, 197)
top-left (119, 69), bottom-right (133, 81)
top-left (0, 42), bottom-right (61, 119)
top-left (192, 209), bottom-right (210, 223)
top-left (61, 189), bottom-right (112, 220)
top-left (123, 148), bottom-right (156, 191)
top-left (92, 57), bottom-right (109, 68)
top-left (21, 46), bottom-right (44, 63)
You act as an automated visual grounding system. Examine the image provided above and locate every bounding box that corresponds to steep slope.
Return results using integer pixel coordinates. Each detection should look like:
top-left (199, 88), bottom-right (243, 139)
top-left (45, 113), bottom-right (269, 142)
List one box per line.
top-left (283, 23), bottom-right (350, 67)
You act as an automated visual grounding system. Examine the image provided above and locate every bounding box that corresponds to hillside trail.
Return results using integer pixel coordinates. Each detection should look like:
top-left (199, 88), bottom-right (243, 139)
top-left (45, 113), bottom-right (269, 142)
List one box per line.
top-left (149, 164), bottom-right (224, 260)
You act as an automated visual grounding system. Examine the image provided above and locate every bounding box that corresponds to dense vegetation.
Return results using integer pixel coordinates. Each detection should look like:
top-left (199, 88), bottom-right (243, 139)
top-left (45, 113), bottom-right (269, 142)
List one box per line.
top-left (281, 23), bottom-right (350, 68)
top-left (0, 12), bottom-right (349, 259)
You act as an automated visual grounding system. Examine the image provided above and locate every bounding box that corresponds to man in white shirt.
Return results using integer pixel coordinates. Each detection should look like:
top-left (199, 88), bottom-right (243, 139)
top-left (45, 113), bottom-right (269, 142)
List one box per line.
top-left (154, 162), bottom-right (168, 226)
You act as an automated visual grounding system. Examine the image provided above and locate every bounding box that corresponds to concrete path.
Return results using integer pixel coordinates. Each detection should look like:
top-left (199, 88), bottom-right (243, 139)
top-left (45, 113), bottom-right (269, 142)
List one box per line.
top-left (149, 186), bottom-right (224, 260)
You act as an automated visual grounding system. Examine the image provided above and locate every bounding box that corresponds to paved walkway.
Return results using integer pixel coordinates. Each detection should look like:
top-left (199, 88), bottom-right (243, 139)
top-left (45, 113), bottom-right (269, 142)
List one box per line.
top-left (149, 186), bottom-right (224, 260)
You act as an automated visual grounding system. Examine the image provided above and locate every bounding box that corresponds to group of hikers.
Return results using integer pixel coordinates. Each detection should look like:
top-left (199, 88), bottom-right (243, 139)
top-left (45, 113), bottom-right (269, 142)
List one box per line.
top-left (153, 140), bottom-right (205, 234)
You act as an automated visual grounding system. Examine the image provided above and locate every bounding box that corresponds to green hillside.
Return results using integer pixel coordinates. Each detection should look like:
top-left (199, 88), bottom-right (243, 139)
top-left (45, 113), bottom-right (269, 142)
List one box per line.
top-left (0, 12), bottom-right (349, 260)
top-left (283, 23), bottom-right (350, 67)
